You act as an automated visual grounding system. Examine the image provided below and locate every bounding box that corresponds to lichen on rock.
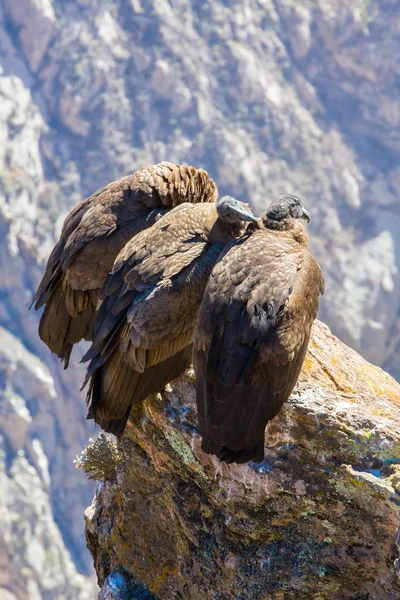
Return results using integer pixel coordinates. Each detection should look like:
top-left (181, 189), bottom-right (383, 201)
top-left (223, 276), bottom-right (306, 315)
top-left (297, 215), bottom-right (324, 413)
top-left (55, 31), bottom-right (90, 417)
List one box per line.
top-left (85, 321), bottom-right (400, 600)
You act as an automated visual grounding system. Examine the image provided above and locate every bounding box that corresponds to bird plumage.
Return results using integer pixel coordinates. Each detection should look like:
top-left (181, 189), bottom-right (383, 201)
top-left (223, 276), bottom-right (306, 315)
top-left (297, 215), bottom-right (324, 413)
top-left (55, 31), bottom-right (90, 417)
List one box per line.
top-left (32, 162), bottom-right (218, 367)
top-left (83, 198), bottom-right (257, 437)
top-left (193, 196), bottom-right (324, 464)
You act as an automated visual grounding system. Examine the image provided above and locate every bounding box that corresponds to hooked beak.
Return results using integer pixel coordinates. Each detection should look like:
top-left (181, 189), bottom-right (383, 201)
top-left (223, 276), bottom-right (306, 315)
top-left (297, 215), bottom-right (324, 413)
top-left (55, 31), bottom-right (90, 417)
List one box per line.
top-left (300, 207), bottom-right (311, 223)
top-left (240, 209), bottom-right (258, 223)
top-left (235, 203), bottom-right (258, 223)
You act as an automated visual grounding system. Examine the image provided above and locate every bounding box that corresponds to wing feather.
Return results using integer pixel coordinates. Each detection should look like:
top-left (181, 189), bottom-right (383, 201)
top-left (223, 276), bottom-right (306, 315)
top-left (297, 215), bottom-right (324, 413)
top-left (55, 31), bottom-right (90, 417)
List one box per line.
top-left (194, 228), bottom-right (324, 463)
top-left (32, 163), bottom-right (217, 365)
top-left (83, 203), bottom-right (226, 437)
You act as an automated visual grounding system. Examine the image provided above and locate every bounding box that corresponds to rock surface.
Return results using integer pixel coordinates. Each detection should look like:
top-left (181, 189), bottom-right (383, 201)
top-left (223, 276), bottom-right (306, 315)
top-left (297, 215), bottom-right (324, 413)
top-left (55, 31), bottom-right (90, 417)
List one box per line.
top-left (0, 329), bottom-right (95, 599)
top-left (2, 0), bottom-right (400, 379)
top-left (1, 1), bottom-right (400, 598)
top-left (0, 3), bottom-right (97, 597)
top-left (85, 321), bottom-right (400, 600)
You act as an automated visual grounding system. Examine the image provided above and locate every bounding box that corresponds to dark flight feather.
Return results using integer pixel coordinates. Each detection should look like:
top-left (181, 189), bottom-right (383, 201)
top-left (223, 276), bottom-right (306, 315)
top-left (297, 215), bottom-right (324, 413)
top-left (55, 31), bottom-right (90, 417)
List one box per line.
top-left (32, 162), bottom-right (218, 367)
top-left (194, 203), bottom-right (324, 464)
top-left (83, 199), bottom-right (256, 437)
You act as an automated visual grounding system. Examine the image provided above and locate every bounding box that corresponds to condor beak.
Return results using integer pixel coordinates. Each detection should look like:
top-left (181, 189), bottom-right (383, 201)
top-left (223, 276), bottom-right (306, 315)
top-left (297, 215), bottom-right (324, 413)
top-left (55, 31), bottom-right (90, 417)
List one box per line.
top-left (240, 202), bottom-right (258, 223)
top-left (300, 207), bottom-right (311, 223)
top-left (232, 203), bottom-right (258, 223)
top-left (217, 196), bottom-right (259, 225)
top-left (241, 210), bottom-right (258, 223)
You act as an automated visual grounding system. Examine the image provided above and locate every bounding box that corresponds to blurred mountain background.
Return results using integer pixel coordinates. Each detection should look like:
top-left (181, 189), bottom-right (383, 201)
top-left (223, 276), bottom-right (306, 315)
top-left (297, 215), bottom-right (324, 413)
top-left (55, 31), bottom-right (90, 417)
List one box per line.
top-left (0, 0), bottom-right (399, 598)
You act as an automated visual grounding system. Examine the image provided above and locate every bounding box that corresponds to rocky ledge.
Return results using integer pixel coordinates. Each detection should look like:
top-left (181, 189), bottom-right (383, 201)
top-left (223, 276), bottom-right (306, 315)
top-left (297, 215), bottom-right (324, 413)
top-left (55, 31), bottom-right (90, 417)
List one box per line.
top-left (84, 321), bottom-right (400, 599)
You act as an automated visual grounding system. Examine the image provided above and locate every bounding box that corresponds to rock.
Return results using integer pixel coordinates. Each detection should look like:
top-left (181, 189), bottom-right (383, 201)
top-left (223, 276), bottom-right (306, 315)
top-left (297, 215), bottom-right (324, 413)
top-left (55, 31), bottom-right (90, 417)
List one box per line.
top-left (4, 0), bottom-right (400, 385)
top-left (0, 324), bottom-right (97, 598)
top-left (0, 436), bottom-right (95, 600)
top-left (0, 590), bottom-right (18, 600)
top-left (85, 321), bottom-right (400, 600)
top-left (2, 0), bottom-right (56, 73)
top-left (1, 0), bottom-right (400, 597)
top-left (0, 5), bottom-right (97, 596)
top-left (98, 571), bottom-right (157, 600)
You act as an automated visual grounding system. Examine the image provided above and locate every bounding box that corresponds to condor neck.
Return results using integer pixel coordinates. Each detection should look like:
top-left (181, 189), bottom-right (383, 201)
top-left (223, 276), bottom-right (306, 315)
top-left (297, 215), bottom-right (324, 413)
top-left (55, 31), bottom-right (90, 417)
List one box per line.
top-left (263, 217), bottom-right (309, 246)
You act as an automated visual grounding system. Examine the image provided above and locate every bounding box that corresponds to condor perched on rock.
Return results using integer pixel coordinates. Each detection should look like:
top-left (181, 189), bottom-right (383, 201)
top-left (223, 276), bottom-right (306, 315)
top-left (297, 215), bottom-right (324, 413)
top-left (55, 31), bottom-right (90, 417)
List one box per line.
top-left (82, 196), bottom-right (258, 438)
top-left (194, 195), bottom-right (324, 464)
top-left (32, 162), bottom-right (217, 367)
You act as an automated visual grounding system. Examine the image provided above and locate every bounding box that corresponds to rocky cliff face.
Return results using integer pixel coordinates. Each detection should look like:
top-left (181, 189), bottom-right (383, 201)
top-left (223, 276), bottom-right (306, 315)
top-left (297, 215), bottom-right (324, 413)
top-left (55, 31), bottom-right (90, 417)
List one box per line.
top-left (0, 1), bottom-right (399, 598)
top-left (4, 0), bottom-right (400, 377)
top-left (85, 321), bottom-right (400, 600)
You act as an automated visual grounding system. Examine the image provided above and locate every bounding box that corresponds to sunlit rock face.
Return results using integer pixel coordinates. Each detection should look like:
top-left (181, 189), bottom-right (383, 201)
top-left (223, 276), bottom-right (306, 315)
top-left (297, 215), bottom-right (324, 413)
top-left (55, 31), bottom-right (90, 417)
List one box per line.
top-left (0, 3), bottom-right (97, 597)
top-left (1, 1), bottom-right (400, 597)
top-left (85, 322), bottom-right (400, 600)
top-left (2, 0), bottom-right (400, 379)
top-left (0, 328), bottom-right (96, 599)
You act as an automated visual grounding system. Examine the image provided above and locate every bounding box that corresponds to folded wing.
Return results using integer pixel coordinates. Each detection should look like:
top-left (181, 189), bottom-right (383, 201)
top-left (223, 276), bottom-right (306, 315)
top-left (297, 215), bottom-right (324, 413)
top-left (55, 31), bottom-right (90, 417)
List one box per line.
top-left (194, 229), bottom-right (324, 464)
top-left (32, 162), bottom-right (217, 366)
top-left (83, 203), bottom-right (227, 437)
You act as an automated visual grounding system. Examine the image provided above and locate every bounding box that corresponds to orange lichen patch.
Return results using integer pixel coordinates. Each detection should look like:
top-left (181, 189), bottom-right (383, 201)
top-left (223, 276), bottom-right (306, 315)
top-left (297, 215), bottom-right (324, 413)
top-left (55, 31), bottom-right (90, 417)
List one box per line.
top-left (305, 349), bottom-right (355, 393)
top-left (132, 562), bottom-right (179, 594)
top-left (152, 566), bottom-right (179, 592)
top-left (356, 364), bottom-right (400, 402)
top-left (370, 408), bottom-right (392, 418)
top-left (300, 355), bottom-right (338, 390)
top-left (302, 357), bottom-right (314, 372)
top-left (357, 365), bottom-right (385, 395)
top-left (387, 391), bottom-right (400, 405)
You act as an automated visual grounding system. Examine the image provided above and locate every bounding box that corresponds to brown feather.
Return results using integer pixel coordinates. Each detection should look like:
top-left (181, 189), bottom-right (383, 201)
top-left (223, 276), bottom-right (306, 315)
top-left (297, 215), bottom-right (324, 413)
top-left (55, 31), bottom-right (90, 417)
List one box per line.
top-left (83, 201), bottom-right (253, 437)
top-left (32, 162), bottom-right (218, 366)
top-left (89, 345), bottom-right (194, 437)
top-left (193, 215), bottom-right (324, 464)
